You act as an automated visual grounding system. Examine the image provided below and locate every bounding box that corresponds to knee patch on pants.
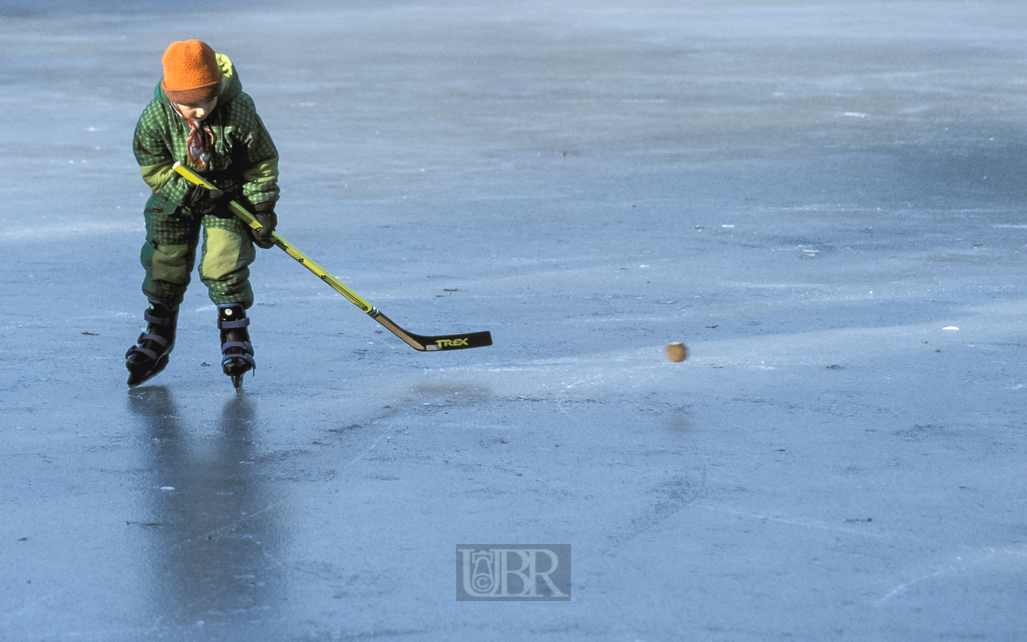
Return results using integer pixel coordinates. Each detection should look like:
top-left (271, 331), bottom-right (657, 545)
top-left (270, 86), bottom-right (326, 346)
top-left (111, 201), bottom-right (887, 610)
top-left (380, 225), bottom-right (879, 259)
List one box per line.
top-left (146, 242), bottom-right (192, 285)
top-left (201, 227), bottom-right (245, 280)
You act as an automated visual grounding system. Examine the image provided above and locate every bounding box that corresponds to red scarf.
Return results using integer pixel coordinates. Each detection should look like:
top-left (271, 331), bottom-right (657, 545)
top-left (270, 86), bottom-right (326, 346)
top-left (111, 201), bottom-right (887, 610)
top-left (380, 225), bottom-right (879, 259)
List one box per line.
top-left (173, 103), bottom-right (215, 169)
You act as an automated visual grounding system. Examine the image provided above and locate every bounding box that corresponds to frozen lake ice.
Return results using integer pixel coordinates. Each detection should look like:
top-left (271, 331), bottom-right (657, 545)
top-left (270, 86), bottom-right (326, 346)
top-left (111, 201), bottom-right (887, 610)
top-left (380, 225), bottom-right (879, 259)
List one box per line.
top-left (1, 1), bottom-right (1026, 640)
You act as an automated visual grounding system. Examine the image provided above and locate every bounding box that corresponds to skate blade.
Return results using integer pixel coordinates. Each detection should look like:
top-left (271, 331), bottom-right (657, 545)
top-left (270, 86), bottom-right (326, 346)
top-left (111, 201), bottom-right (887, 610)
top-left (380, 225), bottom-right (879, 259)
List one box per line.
top-left (127, 355), bottom-right (169, 388)
top-left (222, 356), bottom-right (251, 391)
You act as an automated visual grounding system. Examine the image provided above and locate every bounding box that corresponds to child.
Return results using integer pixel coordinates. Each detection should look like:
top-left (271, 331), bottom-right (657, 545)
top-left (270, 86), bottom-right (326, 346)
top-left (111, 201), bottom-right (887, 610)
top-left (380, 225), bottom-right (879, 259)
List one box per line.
top-left (126, 39), bottom-right (280, 388)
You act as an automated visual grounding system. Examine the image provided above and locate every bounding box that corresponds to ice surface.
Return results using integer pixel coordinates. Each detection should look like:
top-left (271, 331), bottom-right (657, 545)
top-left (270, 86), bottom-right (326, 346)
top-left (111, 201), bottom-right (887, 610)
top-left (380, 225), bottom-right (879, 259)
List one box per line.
top-left (2, 1), bottom-right (1026, 640)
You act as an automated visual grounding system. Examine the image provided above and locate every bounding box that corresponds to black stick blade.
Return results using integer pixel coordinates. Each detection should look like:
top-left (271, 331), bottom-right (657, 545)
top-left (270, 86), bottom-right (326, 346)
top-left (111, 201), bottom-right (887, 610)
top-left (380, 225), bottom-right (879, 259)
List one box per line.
top-left (370, 310), bottom-right (492, 351)
top-left (411, 330), bottom-right (493, 351)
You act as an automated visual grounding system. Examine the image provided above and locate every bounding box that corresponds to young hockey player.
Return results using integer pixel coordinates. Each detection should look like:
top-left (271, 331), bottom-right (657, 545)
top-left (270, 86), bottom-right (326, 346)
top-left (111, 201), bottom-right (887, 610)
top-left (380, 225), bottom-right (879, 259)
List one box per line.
top-left (125, 39), bottom-right (279, 388)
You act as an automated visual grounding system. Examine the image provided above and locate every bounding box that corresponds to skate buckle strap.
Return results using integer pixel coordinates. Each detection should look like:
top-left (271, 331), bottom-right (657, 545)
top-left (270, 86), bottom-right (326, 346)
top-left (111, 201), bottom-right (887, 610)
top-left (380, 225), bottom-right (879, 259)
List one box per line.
top-left (218, 317), bottom-right (251, 330)
top-left (126, 332), bottom-right (170, 361)
top-left (127, 345), bottom-right (158, 361)
top-left (221, 341), bottom-right (255, 369)
top-left (139, 332), bottom-right (170, 348)
top-left (144, 309), bottom-right (175, 326)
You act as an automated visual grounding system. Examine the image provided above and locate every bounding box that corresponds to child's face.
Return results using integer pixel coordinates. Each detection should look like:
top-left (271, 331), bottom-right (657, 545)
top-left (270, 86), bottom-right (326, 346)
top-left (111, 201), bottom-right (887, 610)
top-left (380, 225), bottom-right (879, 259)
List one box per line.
top-left (175, 96), bottom-right (218, 121)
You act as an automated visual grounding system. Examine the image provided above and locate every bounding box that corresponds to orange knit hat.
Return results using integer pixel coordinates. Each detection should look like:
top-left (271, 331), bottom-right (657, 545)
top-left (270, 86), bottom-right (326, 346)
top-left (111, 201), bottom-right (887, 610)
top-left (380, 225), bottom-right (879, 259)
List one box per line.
top-left (161, 40), bottom-right (222, 103)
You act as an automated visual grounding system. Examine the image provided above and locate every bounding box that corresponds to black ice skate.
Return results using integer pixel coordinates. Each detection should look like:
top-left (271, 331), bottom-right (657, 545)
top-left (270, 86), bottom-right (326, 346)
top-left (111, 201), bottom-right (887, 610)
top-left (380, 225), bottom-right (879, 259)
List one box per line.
top-left (126, 299), bottom-right (179, 387)
top-left (217, 303), bottom-right (255, 389)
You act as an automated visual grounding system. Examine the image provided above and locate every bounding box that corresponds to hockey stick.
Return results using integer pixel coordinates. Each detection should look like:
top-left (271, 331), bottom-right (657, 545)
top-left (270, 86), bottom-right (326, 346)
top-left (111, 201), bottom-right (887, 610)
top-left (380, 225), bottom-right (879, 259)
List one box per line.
top-left (173, 162), bottom-right (492, 352)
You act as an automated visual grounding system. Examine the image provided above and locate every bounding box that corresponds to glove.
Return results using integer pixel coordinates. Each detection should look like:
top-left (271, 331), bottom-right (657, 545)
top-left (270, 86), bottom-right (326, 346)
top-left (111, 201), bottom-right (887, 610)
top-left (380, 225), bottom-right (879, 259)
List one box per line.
top-left (186, 184), bottom-right (230, 217)
top-left (252, 202), bottom-right (278, 249)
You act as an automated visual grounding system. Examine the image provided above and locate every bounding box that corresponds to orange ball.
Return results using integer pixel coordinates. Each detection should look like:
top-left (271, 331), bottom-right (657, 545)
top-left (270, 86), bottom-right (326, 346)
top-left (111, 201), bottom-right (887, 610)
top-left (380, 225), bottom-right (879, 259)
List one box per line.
top-left (665, 342), bottom-right (687, 362)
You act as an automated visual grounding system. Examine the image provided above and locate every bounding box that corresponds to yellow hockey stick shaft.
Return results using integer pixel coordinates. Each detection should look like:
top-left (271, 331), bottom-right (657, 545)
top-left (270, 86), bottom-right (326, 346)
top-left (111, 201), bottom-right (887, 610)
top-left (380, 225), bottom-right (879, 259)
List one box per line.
top-left (171, 162), bottom-right (493, 352)
top-left (172, 162), bottom-right (373, 314)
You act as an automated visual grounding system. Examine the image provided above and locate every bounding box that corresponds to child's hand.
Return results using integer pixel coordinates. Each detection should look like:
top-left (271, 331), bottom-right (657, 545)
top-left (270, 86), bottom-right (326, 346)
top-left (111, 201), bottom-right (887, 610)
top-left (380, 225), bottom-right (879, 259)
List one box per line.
top-left (252, 202), bottom-right (277, 249)
top-left (186, 184), bottom-right (230, 217)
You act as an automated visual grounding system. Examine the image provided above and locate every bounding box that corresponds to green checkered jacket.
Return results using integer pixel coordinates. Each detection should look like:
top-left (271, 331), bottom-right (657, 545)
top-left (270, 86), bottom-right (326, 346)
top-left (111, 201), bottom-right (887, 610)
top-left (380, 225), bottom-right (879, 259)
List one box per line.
top-left (133, 53), bottom-right (279, 214)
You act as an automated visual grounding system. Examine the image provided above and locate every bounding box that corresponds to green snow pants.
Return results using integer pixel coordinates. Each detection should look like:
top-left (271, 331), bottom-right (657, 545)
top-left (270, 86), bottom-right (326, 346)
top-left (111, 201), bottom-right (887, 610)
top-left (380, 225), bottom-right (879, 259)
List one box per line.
top-left (140, 204), bottom-right (256, 309)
